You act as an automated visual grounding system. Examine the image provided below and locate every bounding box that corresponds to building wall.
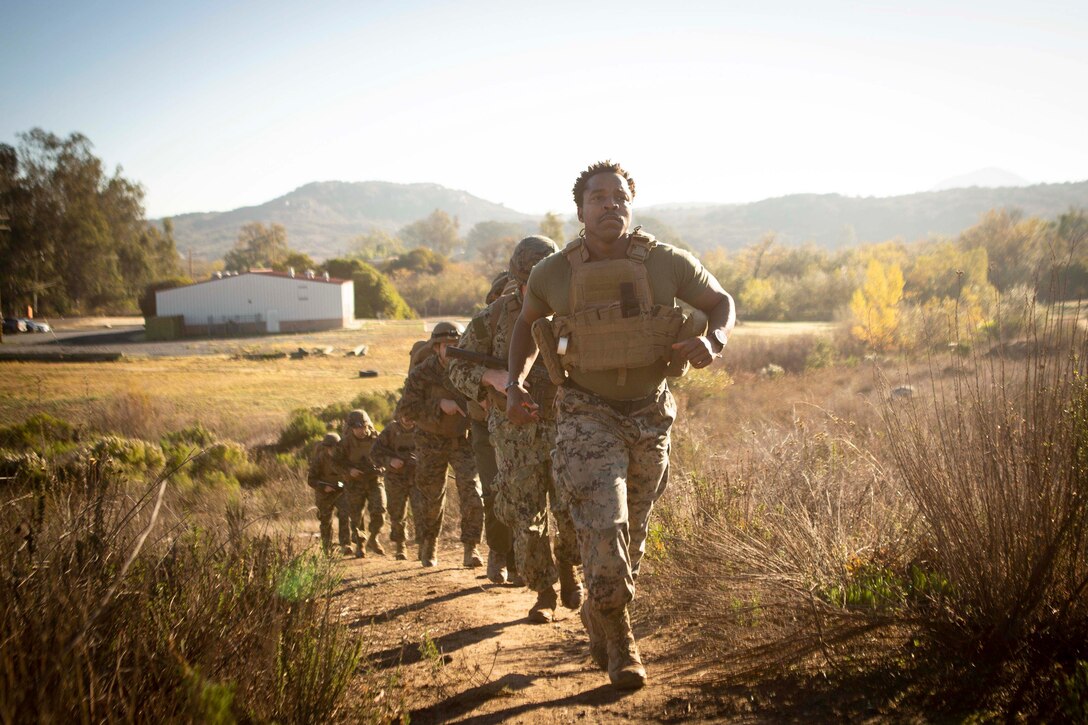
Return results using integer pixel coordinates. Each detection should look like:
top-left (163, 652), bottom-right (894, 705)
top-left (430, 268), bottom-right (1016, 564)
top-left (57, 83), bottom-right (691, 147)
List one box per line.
top-left (156, 273), bottom-right (353, 332)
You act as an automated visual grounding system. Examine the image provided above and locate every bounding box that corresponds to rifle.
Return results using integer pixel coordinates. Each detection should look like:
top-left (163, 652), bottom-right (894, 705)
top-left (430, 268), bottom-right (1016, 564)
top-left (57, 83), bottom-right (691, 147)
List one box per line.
top-left (309, 479), bottom-right (345, 493)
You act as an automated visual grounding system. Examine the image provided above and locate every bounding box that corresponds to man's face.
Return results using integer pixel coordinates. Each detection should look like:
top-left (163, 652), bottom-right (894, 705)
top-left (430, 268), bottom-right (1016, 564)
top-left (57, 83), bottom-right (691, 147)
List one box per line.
top-left (436, 340), bottom-right (451, 362)
top-left (578, 172), bottom-right (632, 243)
top-left (351, 425), bottom-right (368, 439)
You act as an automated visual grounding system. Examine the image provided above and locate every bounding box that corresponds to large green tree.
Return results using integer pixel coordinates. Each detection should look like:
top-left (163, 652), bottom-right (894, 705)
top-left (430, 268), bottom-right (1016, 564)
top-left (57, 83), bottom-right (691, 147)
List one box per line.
top-left (223, 222), bottom-right (290, 271)
top-left (0, 129), bottom-right (179, 315)
top-left (399, 209), bottom-right (461, 256)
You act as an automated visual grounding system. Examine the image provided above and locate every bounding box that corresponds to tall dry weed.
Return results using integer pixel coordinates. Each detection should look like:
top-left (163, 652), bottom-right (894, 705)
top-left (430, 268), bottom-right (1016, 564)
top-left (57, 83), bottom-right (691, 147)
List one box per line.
top-left (0, 463), bottom-right (372, 722)
top-left (881, 309), bottom-right (1088, 666)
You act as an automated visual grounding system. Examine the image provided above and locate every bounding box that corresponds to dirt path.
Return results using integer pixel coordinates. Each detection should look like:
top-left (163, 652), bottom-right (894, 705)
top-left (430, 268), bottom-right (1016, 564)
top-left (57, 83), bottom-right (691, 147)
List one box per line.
top-left (328, 538), bottom-right (732, 723)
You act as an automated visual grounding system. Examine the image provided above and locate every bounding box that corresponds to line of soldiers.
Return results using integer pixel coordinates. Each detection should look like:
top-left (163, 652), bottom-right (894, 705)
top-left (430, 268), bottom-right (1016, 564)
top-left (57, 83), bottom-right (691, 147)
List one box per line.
top-left (306, 160), bottom-right (735, 692)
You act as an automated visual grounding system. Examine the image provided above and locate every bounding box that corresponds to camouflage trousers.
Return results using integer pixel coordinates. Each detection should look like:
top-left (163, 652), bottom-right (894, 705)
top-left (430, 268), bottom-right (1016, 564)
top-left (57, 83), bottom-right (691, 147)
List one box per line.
top-left (336, 472), bottom-right (386, 546)
top-left (472, 419), bottom-right (513, 555)
top-left (314, 488), bottom-right (343, 553)
top-left (552, 384), bottom-right (675, 611)
top-left (384, 464), bottom-right (420, 543)
top-left (414, 430), bottom-right (483, 545)
top-left (493, 420), bottom-right (580, 594)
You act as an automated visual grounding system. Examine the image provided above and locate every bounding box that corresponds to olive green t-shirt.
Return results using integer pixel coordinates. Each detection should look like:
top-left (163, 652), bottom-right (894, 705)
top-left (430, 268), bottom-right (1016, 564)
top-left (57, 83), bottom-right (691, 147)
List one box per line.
top-left (525, 241), bottom-right (715, 400)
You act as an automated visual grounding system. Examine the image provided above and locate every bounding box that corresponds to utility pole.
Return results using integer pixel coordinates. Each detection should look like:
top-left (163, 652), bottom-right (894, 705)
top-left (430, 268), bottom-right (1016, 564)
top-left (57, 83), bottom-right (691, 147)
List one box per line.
top-left (188, 247), bottom-right (193, 278)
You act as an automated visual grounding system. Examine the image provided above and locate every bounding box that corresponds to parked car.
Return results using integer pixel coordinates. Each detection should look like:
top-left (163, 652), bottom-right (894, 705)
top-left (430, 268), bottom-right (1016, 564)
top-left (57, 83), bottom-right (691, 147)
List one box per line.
top-left (2, 318), bottom-right (27, 334)
top-left (20, 318), bottom-right (51, 333)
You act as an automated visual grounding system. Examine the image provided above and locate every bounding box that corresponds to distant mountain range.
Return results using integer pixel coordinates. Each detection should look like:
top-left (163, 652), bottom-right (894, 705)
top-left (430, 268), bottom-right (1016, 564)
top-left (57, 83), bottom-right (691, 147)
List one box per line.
top-left (162, 178), bottom-right (1088, 260)
top-left (165, 181), bottom-right (534, 261)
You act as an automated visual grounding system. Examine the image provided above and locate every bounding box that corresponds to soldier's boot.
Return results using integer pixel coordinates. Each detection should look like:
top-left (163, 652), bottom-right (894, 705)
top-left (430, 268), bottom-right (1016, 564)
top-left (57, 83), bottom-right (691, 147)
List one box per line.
top-left (580, 601), bottom-right (608, 670)
top-left (353, 541), bottom-right (365, 559)
top-left (421, 537), bottom-right (437, 568)
top-left (527, 587), bottom-right (558, 624)
top-left (462, 543), bottom-right (483, 568)
top-left (366, 533), bottom-right (385, 556)
top-left (394, 541), bottom-right (408, 561)
top-left (486, 548), bottom-right (507, 584)
top-left (601, 606), bottom-right (646, 690)
top-left (340, 544), bottom-right (353, 556)
top-left (558, 563), bottom-right (584, 609)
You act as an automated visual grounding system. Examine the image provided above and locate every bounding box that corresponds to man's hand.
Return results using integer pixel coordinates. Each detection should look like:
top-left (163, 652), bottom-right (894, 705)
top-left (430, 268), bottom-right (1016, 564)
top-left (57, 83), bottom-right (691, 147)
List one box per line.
top-left (439, 398), bottom-right (466, 416)
top-left (482, 368), bottom-right (508, 394)
top-left (671, 336), bottom-right (718, 369)
top-left (389, 457), bottom-right (405, 470)
top-left (505, 384), bottom-right (540, 424)
top-left (322, 484), bottom-right (336, 493)
top-left (349, 467), bottom-right (363, 478)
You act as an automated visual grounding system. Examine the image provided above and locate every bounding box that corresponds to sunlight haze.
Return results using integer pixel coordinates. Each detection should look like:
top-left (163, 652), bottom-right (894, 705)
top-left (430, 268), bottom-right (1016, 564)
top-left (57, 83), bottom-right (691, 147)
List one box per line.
top-left (2, 0), bottom-right (1085, 219)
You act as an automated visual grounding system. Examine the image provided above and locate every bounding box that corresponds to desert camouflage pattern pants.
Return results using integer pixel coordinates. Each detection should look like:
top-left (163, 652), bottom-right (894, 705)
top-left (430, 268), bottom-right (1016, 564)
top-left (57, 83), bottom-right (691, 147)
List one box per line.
top-left (336, 473), bottom-right (386, 545)
top-left (472, 419), bottom-right (513, 555)
top-left (414, 430), bottom-right (483, 544)
top-left (384, 464), bottom-right (420, 543)
top-left (493, 420), bottom-right (580, 594)
top-left (314, 488), bottom-right (342, 552)
top-left (552, 384), bottom-right (675, 611)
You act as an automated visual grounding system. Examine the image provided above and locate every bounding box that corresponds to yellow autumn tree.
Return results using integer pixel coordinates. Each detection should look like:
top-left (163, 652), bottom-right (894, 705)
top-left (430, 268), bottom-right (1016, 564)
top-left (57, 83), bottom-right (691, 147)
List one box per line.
top-left (851, 259), bottom-right (904, 351)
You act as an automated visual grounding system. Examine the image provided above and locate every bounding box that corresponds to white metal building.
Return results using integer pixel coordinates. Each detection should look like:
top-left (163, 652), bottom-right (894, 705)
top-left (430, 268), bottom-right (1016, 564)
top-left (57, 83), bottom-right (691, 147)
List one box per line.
top-left (156, 270), bottom-right (354, 335)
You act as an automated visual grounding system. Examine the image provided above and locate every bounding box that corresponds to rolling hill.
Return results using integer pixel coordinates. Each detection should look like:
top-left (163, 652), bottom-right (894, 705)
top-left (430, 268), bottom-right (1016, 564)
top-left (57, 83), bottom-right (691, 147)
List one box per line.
top-left (163, 179), bottom-right (1088, 260)
top-left (165, 181), bottom-right (535, 261)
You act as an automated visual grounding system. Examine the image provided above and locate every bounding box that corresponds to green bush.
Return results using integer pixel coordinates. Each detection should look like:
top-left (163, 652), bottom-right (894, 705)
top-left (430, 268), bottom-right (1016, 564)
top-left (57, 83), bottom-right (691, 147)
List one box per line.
top-left (351, 262), bottom-right (415, 319)
top-left (277, 410), bottom-right (327, 451)
top-left (349, 389), bottom-right (400, 428)
top-left (0, 413), bottom-right (79, 453)
top-left (0, 449), bottom-right (49, 487)
top-left (87, 436), bottom-right (166, 478)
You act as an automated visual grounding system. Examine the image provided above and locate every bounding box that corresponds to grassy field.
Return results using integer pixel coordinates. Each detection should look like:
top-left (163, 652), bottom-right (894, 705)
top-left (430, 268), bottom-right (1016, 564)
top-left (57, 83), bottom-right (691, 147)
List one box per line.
top-left (0, 319), bottom-right (449, 443)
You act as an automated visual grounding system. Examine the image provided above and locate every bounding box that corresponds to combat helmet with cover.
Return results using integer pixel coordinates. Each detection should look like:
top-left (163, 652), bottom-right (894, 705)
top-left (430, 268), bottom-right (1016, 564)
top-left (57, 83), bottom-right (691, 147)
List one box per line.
top-left (408, 321), bottom-right (465, 369)
top-left (509, 235), bottom-right (559, 284)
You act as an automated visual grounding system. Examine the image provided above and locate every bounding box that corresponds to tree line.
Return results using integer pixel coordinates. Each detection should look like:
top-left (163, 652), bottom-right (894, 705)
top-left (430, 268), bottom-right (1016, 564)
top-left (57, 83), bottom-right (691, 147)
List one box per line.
top-left (0, 129), bottom-right (181, 316)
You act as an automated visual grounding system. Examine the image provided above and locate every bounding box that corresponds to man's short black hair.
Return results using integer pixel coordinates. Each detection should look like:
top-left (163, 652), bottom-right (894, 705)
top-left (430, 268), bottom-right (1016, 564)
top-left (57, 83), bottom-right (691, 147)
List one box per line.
top-left (571, 160), bottom-right (636, 209)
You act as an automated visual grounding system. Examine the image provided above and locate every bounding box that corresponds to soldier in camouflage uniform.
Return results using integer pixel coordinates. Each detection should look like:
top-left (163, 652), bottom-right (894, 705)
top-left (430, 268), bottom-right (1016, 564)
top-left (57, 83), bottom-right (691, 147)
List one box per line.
top-left (396, 322), bottom-right (485, 568)
top-left (506, 161), bottom-right (735, 690)
top-left (370, 417), bottom-right (421, 560)
top-left (307, 432), bottom-right (346, 555)
top-left (337, 409), bottom-right (386, 557)
top-left (449, 236), bottom-right (583, 623)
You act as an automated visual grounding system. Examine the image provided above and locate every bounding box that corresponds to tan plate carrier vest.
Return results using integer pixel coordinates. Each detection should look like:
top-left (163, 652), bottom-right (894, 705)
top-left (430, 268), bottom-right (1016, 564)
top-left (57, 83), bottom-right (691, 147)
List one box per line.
top-left (547, 230), bottom-right (687, 387)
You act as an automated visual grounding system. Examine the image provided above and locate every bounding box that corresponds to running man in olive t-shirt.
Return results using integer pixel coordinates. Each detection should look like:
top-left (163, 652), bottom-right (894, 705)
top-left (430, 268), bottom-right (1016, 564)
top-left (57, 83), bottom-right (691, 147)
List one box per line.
top-left (505, 160), bottom-right (735, 691)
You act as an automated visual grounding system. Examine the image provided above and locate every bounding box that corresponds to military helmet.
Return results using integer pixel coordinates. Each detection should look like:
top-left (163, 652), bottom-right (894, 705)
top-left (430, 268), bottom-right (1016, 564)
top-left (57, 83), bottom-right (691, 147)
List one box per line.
top-left (429, 321), bottom-right (464, 342)
top-left (321, 432), bottom-right (341, 447)
top-left (347, 409), bottom-right (373, 429)
top-left (509, 235), bottom-right (559, 284)
top-left (486, 271), bottom-right (512, 304)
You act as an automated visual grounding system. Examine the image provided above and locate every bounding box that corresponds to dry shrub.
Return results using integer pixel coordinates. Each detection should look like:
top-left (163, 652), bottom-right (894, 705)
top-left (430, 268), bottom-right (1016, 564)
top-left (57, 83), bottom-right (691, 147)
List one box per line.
top-left (93, 388), bottom-right (178, 439)
top-left (650, 408), bottom-right (914, 671)
top-left (881, 311), bottom-right (1088, 672)
top-left (0, 468), bottom-right (377, 722)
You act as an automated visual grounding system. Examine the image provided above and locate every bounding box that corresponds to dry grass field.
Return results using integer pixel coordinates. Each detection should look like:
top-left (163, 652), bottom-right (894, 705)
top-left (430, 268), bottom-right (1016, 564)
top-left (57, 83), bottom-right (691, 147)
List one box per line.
top-left (2, 316), bottom-right (1087, 721)
top-left (0, 319), bottom-right (448, 443)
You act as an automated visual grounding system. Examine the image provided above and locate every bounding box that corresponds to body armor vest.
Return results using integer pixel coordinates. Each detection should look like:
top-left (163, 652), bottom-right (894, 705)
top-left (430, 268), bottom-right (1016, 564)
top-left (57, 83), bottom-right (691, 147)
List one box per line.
top-left (550, 230), bottom-right (686, 386)
top-left (414, 380), bottom-right (470, 438)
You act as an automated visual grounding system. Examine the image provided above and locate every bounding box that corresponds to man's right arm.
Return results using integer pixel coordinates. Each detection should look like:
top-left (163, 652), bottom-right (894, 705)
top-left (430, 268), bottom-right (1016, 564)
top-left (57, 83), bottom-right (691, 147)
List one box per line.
top-left (505, 293), bottom-right (550, 425)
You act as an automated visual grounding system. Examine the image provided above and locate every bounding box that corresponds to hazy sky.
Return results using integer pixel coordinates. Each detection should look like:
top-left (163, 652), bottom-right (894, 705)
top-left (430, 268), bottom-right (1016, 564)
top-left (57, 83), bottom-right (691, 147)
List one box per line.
top-left (3, 0), bottom-right (1085, 219)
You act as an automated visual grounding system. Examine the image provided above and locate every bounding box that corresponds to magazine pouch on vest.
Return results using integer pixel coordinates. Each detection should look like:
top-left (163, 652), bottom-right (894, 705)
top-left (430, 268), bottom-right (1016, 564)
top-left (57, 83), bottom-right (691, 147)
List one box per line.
top-left (550, 231), bottom-right (685, 385)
